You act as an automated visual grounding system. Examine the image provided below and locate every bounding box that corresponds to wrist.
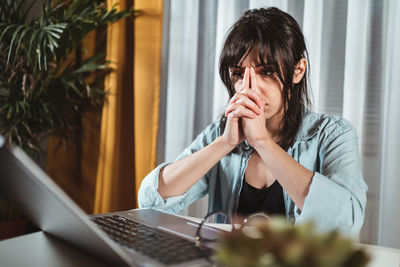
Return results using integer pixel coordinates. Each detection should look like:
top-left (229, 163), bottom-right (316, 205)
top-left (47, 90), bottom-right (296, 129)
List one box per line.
top-left (215, 136), bottom-right (236, 153)
top-left (251, 137), bottom-right (274, 151)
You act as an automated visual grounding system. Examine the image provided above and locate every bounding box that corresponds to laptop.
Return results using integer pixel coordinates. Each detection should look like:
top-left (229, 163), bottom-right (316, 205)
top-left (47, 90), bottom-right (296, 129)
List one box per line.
top-left (0, 137), bottom-right (225, 266)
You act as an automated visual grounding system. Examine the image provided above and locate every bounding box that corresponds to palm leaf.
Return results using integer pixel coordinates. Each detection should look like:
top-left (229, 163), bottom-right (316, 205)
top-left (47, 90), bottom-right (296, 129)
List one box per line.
top-left (7, 25), bottom-right (25, 65)
top-left (44, 23), bottom-right (67, 34)
top-left (0, 24), bottom-right (16, 43)
top-left (13, 27), bottom-right (31, 64)
top-left (73, 54), bottom-right (107, 74)
top-left (36, 29), bottom-right (46, 71)
top-left (27, 29), bottom-right (38, 67)
top-left (46, 34), bottom-right (56, 54)
top-left (44, 24), bottom-right (66, 54)
top-left (42, 35), bottom-right (47, 71)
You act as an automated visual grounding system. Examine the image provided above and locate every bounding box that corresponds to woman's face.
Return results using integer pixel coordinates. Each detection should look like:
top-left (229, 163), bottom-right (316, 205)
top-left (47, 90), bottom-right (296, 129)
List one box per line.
top-left (231, 49), bottom-right (285, 125)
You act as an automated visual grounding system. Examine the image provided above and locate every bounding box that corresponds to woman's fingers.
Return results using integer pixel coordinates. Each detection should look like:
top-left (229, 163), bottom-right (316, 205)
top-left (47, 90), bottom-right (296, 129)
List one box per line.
top-left (227, 66), bottom-right (264, 116)
top-left (236, 94), bottom-right (261, 114)
top-left (229, 89), bottom-right (263, 111)
top-left (242, 66), bottom-right (250, 89)
top-left (226, 95), bottom-right (260, 117)
top-left (248, 67), bottom-right (265, 107)
top-left (250, 67), bottom-right (259, 94)
top-left (226, 104), bottom-right (258, 119)
top-left (240, 88), bottom-right (264, 109)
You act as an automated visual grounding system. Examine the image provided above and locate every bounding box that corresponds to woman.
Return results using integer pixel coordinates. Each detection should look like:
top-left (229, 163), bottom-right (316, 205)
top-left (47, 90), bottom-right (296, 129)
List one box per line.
top-left (138, 7), bottom-right (367, 237)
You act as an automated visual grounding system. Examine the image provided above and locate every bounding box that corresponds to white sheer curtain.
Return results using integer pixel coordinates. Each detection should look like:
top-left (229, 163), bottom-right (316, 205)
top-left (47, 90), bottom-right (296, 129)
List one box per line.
top-left (158, 0), bottom-right (400, 248)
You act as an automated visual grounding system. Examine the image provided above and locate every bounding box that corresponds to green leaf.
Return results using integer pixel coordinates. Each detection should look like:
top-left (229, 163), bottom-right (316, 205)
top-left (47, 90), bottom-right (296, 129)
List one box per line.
top-left (22, 122), bottom-right (33, 136)
top-left (13, 26), bottom-right (31, 64)
top-left (42, 37), bottom-right (47, 71)
top-left (0, 103), bottom-right (9, 113)
top-left (74, 63), bottom-right (105, 74)
top-left (73, 54), bottom-right (106, 74)
top-left (46, 34), bottom-right (56, 53)
top-left (18, 101), bottom-right (26, 113)
top-left (66, 81), bottom-right (83, 98)
top-left (39, 3), bottom-right (45, 28)
top-left (37, 44), bottom-right (41, 71)
top-left (27, 29), bottom-right (38, 67)
top-left (15, 102), bottom-right (20, 114)
top-left (7, 24), bottom-right (27, 64)
top-left (0, 24), bottom-right (16, 43)
top-left (36, 30), bottom-right (46, 71)
top-left (43, 24), bottom-right (66, 55)
top-left (46, 30), bottom-right (61, 40)
top-left (44, 23), bottom-right (67, 34)
top-left (7, 105), bottom-right (13, 119)
top-left (41, 102), bottom-right (49, 114)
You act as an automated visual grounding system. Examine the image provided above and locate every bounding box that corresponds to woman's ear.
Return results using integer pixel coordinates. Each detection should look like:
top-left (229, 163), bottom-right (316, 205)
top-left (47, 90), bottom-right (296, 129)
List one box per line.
top-left (293, 58), bottom-right (306, 84)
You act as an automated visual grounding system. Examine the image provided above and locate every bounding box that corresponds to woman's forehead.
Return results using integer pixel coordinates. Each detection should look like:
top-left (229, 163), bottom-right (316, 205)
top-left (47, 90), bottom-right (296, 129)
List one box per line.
top-left (231, 64), bottom-right (265, 71)
top-left (237, 48), bottom-right (262, 65)
top-left (235, 48), bottom-right (275, 68)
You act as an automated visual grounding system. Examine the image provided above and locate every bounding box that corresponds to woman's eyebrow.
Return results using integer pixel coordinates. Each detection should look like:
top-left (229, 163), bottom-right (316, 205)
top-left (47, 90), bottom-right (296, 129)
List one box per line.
top-left (230, 66), bottom-right (245, 70)
top-left (258, 63), bottom-right (275, 67)
top-left (254, 65), bottom-right (265, 70)
top-left (231, 64), bottom-right (272, 69)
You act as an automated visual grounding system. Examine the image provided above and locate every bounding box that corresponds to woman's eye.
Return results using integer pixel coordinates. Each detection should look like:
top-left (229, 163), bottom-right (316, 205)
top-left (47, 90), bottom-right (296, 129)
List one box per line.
top-left (261, 68), bottom-right (273, 76)
top-left (232, 71), bottom-right (244, 79)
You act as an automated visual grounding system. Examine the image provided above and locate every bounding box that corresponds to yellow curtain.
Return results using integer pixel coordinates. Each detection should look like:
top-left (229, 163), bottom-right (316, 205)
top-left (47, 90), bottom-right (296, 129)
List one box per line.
top-left (133, 0), bottom-right (163, 205)
top-left (94, 0), bottom-right (163, 213)
top-left (94, 0), bottom-right (135, 213)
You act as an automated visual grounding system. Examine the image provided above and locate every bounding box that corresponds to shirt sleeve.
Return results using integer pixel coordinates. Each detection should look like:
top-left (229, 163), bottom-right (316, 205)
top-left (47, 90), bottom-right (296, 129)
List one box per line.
top-left (137, 122), bottom-right (220, 214)
top-left (294, 119), bottom-right (368, 238)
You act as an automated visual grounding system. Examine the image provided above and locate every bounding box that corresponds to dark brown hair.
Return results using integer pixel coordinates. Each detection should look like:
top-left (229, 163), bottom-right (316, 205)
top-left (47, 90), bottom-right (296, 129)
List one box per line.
top-left (219, 7), bottom-right (311, 150)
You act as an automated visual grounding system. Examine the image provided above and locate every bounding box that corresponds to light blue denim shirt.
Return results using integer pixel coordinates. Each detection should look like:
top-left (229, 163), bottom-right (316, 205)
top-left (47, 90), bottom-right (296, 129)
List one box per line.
top-left (138, 111), bottom-right (368, 237)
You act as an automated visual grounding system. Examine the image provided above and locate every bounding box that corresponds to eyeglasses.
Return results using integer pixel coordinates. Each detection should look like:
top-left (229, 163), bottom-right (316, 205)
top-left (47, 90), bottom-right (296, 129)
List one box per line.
top-left (193, 211), bottom-right (271, 263)
top-left (195, 211), bottom-right (270, 246)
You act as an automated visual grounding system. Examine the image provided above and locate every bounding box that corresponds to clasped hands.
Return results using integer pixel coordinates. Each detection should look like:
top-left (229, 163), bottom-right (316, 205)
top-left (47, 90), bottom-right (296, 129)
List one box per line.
top-left (222, 66), bottom-right (272, 149)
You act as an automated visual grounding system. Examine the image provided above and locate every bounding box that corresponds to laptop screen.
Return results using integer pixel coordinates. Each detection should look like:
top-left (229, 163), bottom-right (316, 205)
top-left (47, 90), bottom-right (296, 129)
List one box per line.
top-left (0, 140), bottom-right (131, 266)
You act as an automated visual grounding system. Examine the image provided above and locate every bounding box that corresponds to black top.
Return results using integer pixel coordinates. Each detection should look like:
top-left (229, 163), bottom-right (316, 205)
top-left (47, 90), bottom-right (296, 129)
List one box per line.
top-left (236, 178), bottom-right (286, 216)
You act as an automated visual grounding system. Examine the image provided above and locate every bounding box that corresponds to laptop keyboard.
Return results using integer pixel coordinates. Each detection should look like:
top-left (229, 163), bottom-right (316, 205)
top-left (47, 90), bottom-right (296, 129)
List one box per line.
top-left (91, 215), bottom-right (213, 265)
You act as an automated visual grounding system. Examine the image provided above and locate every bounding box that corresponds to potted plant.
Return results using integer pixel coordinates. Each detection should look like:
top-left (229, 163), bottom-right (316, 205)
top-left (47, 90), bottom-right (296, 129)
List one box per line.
top-left (215, 217), bottom-right (370, 267)
top-left (0, 0), bottom-right (132, 239)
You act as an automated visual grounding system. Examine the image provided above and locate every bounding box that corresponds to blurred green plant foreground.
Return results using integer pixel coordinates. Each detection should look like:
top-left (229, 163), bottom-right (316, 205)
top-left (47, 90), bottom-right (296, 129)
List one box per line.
top-left (215, 217), bottom-right (370, 267)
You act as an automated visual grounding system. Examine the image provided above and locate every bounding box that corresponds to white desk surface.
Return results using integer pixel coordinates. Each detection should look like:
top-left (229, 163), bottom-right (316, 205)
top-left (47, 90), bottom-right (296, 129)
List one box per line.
top-left (360, 243), bottom-right (400, 267)
top-left (0, 226), bottom-right (399, 267)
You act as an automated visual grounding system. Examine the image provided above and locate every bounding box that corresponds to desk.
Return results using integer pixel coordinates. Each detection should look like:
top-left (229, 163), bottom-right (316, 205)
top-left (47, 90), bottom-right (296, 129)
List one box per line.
top-left (0, 231), bottom-right (108, 267)
top-left (360, 244), bottom-right (400, 267)
top-left (0, 226), bottom-right (399, 267)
